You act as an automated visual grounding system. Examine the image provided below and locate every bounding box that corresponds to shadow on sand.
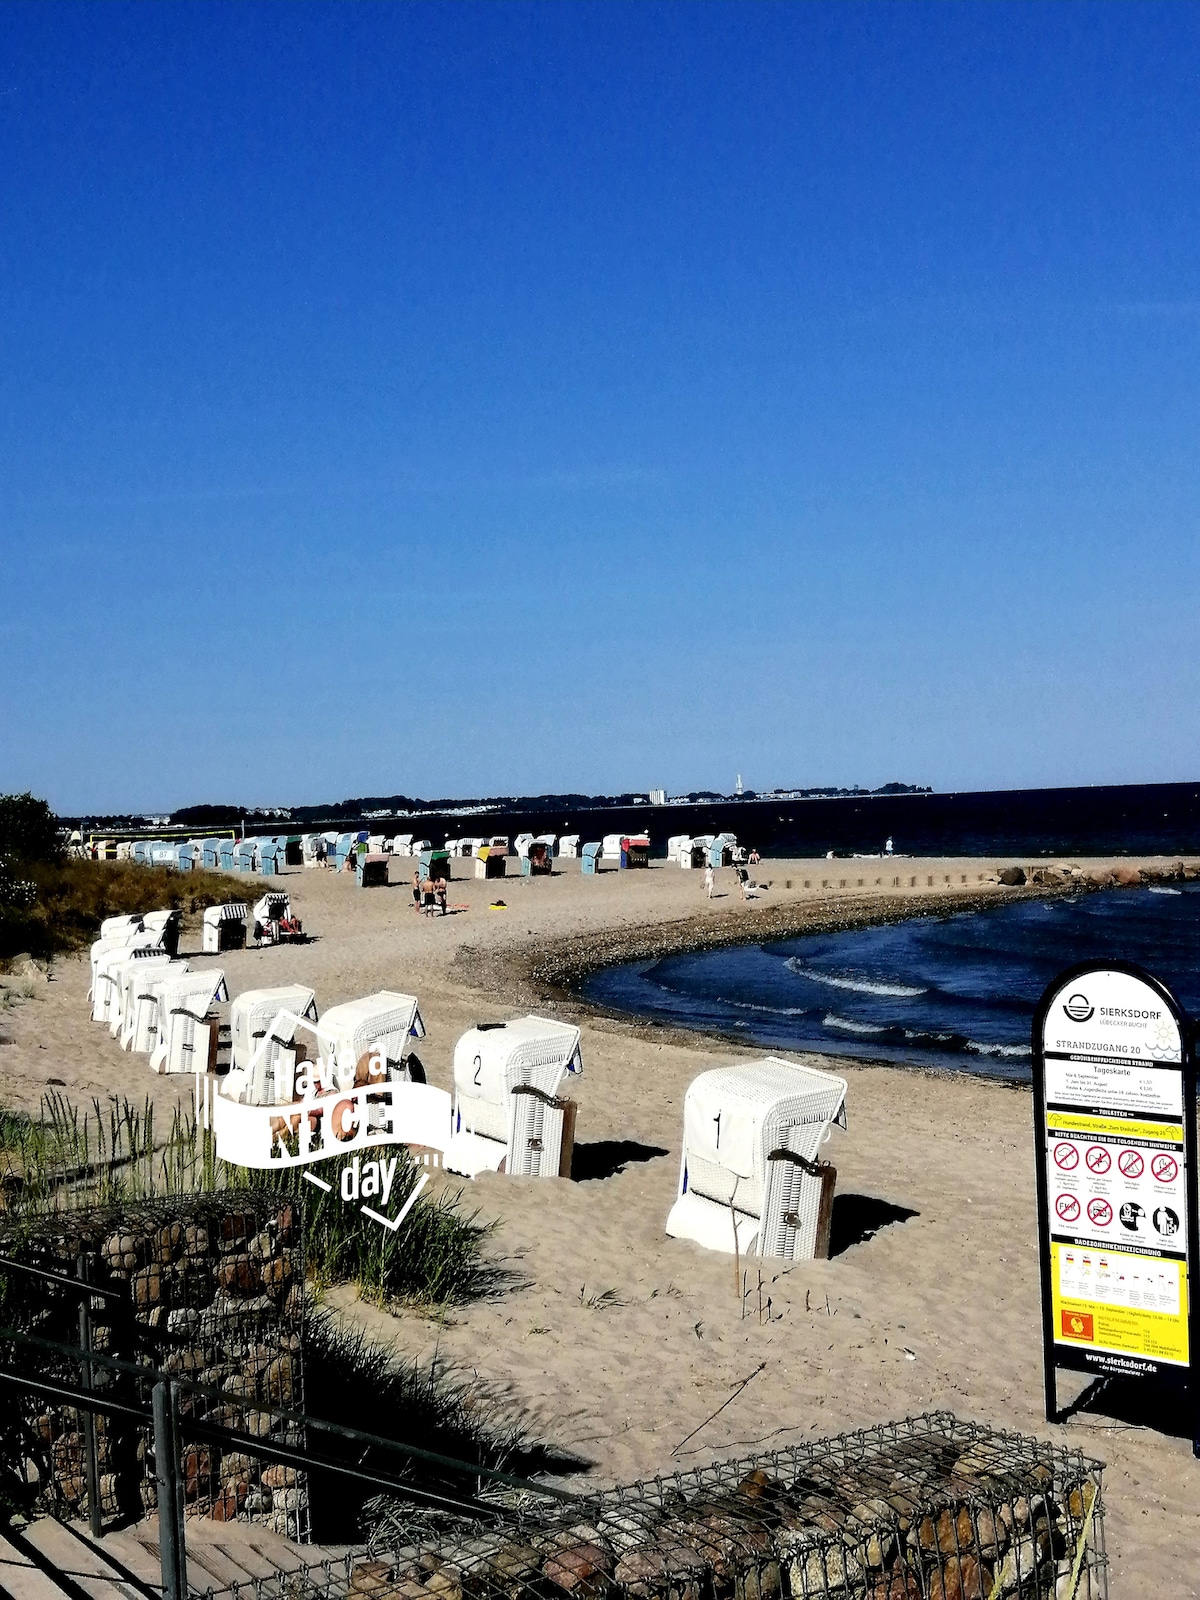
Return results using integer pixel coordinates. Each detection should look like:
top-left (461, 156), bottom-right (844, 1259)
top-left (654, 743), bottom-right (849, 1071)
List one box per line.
top-left (1058, 1373), bottom-right (1198, 1444)
top-left (572, 1139), bottom-right (670, 1182)
top-left (828, 1193), bottom-right (919, 1256)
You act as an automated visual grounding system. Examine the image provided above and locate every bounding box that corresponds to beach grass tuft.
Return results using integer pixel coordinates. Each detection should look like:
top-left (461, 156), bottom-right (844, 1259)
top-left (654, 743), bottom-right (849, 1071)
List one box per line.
top-left (0, 1093), bottom-right (497, 1307)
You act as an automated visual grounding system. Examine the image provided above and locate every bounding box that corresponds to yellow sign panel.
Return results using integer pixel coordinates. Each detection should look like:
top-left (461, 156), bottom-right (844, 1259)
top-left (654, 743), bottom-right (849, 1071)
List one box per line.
top-left (1046, 1112), bottom-right (1183, 1145)
top-left (1051, 1242), bottom-right (1189, 1367)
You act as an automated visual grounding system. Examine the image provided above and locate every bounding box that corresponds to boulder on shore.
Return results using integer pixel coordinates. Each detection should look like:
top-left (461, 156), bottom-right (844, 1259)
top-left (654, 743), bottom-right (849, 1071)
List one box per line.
top-left (997, 867), bottom-right (1026, 887)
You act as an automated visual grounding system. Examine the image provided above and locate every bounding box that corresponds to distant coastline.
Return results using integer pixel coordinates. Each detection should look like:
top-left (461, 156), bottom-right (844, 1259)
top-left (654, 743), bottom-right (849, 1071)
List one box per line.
top-left (70, 779), bottom-right (1200, 864)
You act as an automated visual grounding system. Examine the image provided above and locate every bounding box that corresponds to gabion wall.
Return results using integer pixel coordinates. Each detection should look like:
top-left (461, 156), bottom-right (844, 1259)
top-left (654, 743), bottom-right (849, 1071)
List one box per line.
top-left (348, 1414), bottom-right (1106, 1600)
top-left (0, 1191), bottom-right (308, 1539)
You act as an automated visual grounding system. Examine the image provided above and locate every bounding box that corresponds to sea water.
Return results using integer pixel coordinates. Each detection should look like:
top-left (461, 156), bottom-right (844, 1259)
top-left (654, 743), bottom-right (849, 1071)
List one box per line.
top-left (584, 884), bottom-right (1200, 1079)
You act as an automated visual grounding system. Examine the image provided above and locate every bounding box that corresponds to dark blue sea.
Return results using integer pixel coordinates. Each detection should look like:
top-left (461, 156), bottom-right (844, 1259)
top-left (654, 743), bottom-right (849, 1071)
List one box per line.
top-left (584, 884), bottom-right (1200, 1080)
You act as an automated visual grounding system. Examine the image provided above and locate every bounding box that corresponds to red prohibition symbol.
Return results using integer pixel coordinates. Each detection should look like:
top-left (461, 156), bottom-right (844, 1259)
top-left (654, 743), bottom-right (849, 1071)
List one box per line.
top-left (1053, 1143), bottom-right (1079, 1170)
top-left (1056, 1194), bottom-right (1081, 1223)
top-left (1118, 1149), bottom-right (1144, 1179)
top-left (1151, 1153), bottom-right (1179, 1184)
top-left (1087, 1197), bottom-right (1113, 1228)
top-left (1085, 1147), bottom-right (1111, 1174)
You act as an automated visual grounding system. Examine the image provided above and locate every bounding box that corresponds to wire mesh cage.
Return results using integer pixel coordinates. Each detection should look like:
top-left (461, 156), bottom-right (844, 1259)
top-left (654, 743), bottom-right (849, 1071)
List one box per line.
top-left (0, 1191), bottom-right (309, 1540)
top-left (201, 1413), bottom-right (1106, 1600)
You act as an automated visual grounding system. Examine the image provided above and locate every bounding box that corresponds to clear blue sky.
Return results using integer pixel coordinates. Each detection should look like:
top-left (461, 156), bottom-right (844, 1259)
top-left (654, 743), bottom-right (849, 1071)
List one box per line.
top-left (3, 1), bottom-right (1198, 814)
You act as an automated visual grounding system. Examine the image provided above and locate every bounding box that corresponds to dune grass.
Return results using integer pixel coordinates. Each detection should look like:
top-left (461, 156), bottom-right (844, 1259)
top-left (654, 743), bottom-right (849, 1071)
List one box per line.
top-left (0, 1092), bottom-right (496, 1308)
top-left (0, 858), bottom-right (237, 963)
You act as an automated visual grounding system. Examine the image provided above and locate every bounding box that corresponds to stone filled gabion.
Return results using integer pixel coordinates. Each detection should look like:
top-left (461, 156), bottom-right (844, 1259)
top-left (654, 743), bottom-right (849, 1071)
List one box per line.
top-left (347, 1416), bottom-right (1105, 1600)
top-left (0, 1192), bottom-right (309, 1541)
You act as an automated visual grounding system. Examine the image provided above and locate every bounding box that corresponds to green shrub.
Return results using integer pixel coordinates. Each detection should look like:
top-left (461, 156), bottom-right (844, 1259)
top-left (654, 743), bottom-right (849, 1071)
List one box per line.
top-left (0, 794), bottom-right (61, 866)
top-left (0, 859), bottom-right (234, 962)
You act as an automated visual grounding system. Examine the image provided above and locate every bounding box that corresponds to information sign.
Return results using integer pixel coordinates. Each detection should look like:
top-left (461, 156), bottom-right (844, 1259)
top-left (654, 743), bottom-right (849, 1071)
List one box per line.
top-left (1032, 962), bottom-right (1199, 1455)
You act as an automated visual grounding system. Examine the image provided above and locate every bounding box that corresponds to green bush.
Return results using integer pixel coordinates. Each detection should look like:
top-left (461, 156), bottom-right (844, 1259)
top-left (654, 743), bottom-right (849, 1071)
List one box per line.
top-left (0, 794), bottom-right (61, 866)
top-left (0, 859), bottom-right (234, 962)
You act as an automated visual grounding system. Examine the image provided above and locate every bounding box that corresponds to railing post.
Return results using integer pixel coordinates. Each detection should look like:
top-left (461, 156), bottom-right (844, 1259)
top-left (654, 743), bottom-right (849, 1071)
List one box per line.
top-left (152, 1379), bottom-right (187, 1600)
top-left (76, 1255), bottom-right (102, 1540)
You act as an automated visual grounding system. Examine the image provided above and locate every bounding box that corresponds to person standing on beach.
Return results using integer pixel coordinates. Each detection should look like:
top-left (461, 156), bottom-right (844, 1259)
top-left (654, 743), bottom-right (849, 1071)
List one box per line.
top-left (704, 863), bottom-right (714, 898)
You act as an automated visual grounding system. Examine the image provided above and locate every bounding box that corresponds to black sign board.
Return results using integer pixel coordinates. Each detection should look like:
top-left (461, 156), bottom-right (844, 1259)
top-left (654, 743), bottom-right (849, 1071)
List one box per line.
top-left (1032, 961), bottom-right (1199, 1456)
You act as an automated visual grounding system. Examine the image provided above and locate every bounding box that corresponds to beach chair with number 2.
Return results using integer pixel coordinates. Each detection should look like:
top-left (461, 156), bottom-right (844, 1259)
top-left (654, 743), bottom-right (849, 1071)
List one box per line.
top-left (444, 1016), bottom-right (583, 1179)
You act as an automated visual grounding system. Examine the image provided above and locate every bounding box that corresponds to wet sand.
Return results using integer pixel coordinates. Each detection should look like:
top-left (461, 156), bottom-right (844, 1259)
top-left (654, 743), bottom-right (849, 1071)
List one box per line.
top-left (3, 853), bottom-right (1198, 1594)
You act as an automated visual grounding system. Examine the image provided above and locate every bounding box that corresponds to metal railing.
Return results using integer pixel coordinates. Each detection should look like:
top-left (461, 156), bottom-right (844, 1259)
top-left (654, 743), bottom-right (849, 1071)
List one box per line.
top-left (0, 1252), bottom-right (570, 1600)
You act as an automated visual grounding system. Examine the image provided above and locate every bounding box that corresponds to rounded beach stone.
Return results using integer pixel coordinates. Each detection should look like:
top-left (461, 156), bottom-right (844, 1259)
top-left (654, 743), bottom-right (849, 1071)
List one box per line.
top-left (927, 1553), bottom-right (992, 1600)
top-left (542, 1542), bottom-right (614, 1595)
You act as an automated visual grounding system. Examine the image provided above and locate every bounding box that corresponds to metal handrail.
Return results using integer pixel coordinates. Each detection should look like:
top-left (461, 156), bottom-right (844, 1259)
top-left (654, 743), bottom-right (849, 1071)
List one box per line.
top-left (0, 1323), bottom-right (574, 1503)
top-left (0, 1253), bottom-right (126, 1301)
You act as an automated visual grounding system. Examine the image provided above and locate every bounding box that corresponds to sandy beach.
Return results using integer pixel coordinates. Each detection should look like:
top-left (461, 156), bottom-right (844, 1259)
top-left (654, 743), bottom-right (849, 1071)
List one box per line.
top-left (3, 853), bottom-right (1198, 1596)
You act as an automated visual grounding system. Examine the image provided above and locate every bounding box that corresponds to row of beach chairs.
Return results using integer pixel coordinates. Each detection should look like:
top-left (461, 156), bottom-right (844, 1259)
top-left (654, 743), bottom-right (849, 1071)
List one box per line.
top-left (85, 920), bottom-right (848, 1259)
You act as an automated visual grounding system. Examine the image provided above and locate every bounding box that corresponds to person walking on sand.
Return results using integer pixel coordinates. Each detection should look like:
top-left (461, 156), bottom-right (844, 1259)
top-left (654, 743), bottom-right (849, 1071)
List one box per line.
top-left (411, 870), bottom-right (421, 912)
top-left (704, 863), bottom-right (714, 898)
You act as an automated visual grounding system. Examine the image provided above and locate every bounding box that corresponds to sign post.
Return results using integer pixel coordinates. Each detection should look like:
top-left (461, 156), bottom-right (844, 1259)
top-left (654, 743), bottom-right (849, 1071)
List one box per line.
top-left (1033, 961), bottom-right (1199, 1455)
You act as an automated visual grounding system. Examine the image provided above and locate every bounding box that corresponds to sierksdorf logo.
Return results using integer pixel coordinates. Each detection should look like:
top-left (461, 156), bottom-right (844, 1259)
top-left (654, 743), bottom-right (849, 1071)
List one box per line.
top-left (1063, 994), bottom-right (1094, 1023)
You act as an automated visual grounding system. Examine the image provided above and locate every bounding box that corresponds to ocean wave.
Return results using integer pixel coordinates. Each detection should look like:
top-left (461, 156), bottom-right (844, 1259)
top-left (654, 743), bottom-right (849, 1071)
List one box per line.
top-left (1147, 887), bottom-right (1182, 896)
top-left (822, 1014), bottom-right (888, 1035)
top-left (727, 998), bottom-right (813, 1018)
top-left (964, 1041), bottom-right (1031, 1058)
top-left (787, 959), bottom-right (927, 998)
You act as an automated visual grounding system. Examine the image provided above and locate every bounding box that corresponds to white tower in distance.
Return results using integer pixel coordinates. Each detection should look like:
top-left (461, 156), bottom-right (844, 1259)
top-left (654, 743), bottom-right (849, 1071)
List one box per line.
top-left (735, 773), bottom-right (744, 796)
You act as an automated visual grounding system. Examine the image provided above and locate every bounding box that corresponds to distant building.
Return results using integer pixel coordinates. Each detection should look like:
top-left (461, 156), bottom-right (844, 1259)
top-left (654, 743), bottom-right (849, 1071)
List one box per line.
top-left (650, 788), bottom-right (666, 806)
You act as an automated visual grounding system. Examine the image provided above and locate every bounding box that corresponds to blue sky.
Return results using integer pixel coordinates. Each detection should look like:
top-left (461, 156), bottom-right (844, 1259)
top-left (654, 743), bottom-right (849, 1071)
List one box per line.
top-left (2, 1), bottom-right (1199, 813)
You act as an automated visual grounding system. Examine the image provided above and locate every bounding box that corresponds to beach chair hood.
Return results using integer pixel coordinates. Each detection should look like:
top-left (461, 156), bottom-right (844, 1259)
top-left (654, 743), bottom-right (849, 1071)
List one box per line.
top-left (316, 991), bottom-right (425, 1080)
top-left (666, 1057), bottom-right (847, 1261)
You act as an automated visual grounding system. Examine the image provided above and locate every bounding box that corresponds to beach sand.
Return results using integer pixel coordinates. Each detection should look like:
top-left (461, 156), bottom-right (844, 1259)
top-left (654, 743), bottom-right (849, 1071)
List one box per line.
top-left (3, 853), bottom-right (1198, 1594)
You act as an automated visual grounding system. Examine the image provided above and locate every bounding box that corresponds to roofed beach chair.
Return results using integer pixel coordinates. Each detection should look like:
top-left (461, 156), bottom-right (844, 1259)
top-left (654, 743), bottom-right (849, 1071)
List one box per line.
top-left (89, 928), bottom-right (165, 1016)
top-left (140, 909), bottom-right (181, 958)
top-left (620, 834), bottom-right (650, 868)
top-left (708, 832), bottom-right (737, 868)
top-left (203, 902), bottom-right (247, 953)
top-left (474, 843), bottom-right (507, 879)
top-left (149, 969), bottom-right (230, 1074)
top-left (558, 834), bottom-right (580, 858)
top-left (223, 985), bottom-right (319, 1104)
top-left (115, 953), bottom-right (177, 1045)
top-left (251, 892), bottom-right (301, 944)
top-left (356, 852), bottom-right (390, 887)
top-left (444, 1016), bottom-right (583, 1179)
top-left (316, 991), bottom-right (426, 1085)
top-left (91, 943), bottom-right (169, 1025)
top-left (219, 839), bottom-right (237, 871)
top-left (521, 841), bottom-right (552, 876)
top-left (580, 841), bottom-right (603, 875)
top-left (665, 1057), bottom-right (847, 1261)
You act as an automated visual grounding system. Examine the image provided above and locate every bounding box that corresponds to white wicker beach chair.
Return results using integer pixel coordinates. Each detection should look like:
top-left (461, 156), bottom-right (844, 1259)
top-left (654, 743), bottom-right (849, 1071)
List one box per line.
top-left (202, 902), bottom-right (247, 953)
top-left (444, 1016), bottom-right (583, 1179)
top-left (139, 909), bottom-right (181, 958)
top-left (116, 954), bottom-right (178, 1048)
top-left (148, 969), bottom-right (230, 1074)
top-left (665, 1058), bottom-right (848, 1261)
top-left (90, 939), bottom-right (164, 1023)
top-left (224, 985), bottom-right (319, 1105)
top-left (315, 991), bottom-right (426, 1085)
